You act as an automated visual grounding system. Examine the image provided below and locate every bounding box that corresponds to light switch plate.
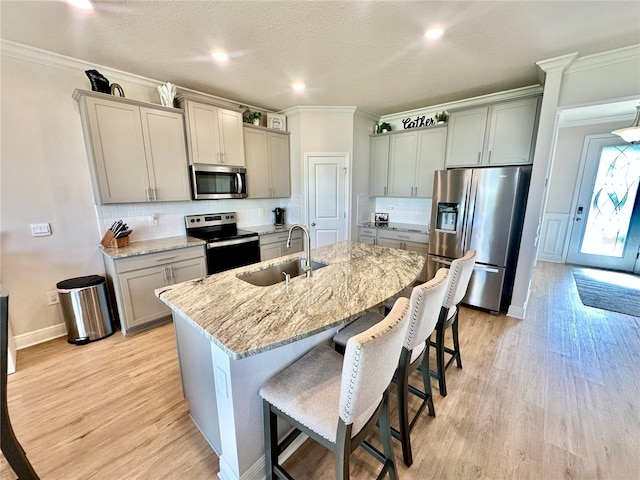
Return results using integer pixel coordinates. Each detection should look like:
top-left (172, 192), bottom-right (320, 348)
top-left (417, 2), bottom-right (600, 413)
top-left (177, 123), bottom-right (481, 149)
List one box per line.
top-left (30, 223), bottom-right (52, 236)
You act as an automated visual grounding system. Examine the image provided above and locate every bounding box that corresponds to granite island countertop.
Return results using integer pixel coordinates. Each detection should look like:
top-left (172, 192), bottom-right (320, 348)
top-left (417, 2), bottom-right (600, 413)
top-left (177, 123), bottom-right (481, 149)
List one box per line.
top-left (100, 235), bottom-right (205, 259)
top-left (155, 240), bottom-right (425, 360)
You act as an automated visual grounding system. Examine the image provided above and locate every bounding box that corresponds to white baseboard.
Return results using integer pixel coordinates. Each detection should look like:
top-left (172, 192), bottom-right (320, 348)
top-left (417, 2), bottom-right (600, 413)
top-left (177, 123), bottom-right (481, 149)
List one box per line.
top-left (14, 322), bottom-right (67, 350)
top-left (506, 304), bottom-right (526, 320)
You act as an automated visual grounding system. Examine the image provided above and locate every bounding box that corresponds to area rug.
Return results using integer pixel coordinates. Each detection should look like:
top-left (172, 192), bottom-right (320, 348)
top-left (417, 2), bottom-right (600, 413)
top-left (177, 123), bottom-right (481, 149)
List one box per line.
top-left (572, 267), bottom-right (640, 317)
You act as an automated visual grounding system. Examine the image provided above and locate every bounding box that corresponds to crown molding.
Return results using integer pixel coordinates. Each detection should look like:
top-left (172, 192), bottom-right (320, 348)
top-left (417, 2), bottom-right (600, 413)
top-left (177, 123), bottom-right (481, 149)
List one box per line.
top-left (1, 39), bottom-right (161, 90)
top-left (381, 85), bottom-right (543, 123)
top-left (566, 44), bottom-right (640, 74)
top-left (1, 39), bottom-right (271, 112)
top-left (281, 106), bottom-right (358, 116)
top-left (536, 52), bottom-right (579, 73)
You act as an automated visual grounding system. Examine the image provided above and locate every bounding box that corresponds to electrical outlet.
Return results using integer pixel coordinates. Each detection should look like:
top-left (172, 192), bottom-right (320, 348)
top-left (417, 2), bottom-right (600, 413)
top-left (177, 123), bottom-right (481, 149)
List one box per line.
top-left (258, 208), bottom-right (264, 217)
top-left (417, 208), bottom-right (422, 215)
top-left (149, 214), bottom-right (158, 226)
top-left (46, 291), bottom-right (59, 305)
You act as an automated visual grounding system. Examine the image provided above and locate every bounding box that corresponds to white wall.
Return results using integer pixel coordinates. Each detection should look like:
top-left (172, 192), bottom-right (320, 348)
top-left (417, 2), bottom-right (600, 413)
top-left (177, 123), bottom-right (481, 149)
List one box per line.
top-left (0, 42), bottom-right (284, 344)
top-left (283, 107), bottom-right (356, 228)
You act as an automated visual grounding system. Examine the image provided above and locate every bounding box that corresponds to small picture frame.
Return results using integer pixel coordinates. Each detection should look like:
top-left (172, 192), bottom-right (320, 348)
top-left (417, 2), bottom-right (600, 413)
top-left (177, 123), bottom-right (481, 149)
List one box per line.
top-left (267, 113), bottom-right (287, 131)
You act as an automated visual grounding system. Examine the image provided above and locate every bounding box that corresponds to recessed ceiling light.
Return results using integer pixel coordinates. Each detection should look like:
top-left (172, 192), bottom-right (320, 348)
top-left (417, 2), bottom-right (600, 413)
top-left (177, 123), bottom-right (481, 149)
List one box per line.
top-left (67, 0), bottom-right (93, 10)
top-left (292, 82), bottom-right (306, 92)
top-left (212, 51), bottom-right (229, 62)
top-left (425, 27), bottom-right (444, 40)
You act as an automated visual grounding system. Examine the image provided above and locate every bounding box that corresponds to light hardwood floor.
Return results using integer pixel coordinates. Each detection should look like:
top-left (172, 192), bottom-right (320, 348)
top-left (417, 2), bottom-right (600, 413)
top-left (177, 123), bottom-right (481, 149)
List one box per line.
top-left (2, 261), bottom-right (639, 479)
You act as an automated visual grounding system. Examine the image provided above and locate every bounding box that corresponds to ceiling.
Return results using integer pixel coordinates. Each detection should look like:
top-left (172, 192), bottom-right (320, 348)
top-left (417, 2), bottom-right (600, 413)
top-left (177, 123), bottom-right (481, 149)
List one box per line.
top-left (1, 1), bottom-right (639, 116)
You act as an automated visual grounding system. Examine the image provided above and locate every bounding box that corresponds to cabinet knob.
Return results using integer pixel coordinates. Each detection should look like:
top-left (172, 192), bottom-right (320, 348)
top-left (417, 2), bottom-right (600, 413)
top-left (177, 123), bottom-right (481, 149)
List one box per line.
top-left (311, 222), bottom-right (316, 227)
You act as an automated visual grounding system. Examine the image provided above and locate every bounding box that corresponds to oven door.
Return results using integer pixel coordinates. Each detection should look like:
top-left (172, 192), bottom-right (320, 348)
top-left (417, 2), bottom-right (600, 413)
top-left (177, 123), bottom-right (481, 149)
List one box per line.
top-left (191, 164), bottom-right (247, 200)
top-left (206, 237), bottom-right (260, 274)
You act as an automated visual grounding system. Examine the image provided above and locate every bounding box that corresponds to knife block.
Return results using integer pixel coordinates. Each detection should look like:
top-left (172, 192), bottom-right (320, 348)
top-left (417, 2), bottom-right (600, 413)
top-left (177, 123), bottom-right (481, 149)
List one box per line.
top-left (108, 236), bottom-right (130, 248)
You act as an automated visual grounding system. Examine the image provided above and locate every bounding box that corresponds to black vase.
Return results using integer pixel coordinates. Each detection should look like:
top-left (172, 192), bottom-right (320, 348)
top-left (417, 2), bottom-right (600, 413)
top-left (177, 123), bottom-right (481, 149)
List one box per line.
top-left (85, 69), bottom-right (110, 94)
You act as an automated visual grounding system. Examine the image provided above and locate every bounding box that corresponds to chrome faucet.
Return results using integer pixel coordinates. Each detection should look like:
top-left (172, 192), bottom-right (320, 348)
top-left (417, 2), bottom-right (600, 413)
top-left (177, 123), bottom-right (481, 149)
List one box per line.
top-left (287, 224), bottom-right (312, 277)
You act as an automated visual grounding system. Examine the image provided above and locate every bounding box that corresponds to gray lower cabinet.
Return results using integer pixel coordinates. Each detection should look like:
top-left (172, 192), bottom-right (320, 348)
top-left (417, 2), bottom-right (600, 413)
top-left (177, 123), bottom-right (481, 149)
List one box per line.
top-left (358, 227), bottom-right (428, 280)
top-left (103, 246), bottom-right (206, 335)
top-left (259, 230), bottom-right (303, 261)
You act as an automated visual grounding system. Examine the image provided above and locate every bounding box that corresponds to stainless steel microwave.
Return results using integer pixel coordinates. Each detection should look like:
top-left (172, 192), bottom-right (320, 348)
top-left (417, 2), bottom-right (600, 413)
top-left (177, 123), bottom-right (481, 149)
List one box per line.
top-left (191, 164), bottom-right (247, 200)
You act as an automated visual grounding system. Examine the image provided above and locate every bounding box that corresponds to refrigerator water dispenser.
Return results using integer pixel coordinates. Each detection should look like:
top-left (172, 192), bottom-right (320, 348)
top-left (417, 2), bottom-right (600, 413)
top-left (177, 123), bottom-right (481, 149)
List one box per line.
top-left (436, 203), bottom-right (459, 232)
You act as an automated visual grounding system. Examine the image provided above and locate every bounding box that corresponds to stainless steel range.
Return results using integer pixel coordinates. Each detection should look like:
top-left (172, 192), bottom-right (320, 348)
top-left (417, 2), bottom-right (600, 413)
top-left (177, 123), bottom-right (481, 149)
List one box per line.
top-left (185, 212), bottom-right (260, 275)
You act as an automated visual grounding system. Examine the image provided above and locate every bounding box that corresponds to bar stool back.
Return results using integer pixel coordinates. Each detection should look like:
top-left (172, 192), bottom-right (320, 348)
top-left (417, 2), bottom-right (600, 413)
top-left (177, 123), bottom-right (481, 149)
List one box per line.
top-left (431, 249), bottom-right (476, 397)
top-left (260, 297), bottom-right (411, 479)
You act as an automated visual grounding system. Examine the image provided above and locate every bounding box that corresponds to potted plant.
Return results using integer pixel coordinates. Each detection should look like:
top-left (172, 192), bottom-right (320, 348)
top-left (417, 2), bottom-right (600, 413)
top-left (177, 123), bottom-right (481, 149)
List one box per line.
top-left (377, 122), bottom-right (392, 134)
top-left (435, 111), bottom-right (449, 124)
top-left (249, 111), bottom-right (262, 125)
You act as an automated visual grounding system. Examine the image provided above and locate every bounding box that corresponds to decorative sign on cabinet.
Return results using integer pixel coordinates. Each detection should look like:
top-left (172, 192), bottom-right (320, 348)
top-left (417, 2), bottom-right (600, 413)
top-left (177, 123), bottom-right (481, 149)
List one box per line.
top-left (73, 89), bottom-right (191, 204)
top-left (445, 96), bottom-right (540, 168)
top-left (369, 125), bottom-right (446, 198)
top-left (179, 97), bottom-right (246, 167)
top-left (103, 245), bottom-right (206, 335)
top-left (243, 125), bottom-right (291, 198)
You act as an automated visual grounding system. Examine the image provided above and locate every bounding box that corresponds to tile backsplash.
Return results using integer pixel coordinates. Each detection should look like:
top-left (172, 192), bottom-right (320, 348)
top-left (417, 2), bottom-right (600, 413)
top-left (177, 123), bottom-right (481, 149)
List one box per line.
top-left (100, 198), bottom-right (295, 242)
top-left (374, 197), bottom-right (432, 226)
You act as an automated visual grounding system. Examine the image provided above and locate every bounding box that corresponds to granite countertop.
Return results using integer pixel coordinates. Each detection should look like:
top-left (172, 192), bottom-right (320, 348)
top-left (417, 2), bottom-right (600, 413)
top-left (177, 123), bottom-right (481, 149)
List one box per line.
top-left (101, 235), bottom-right (205, 259)
top-left (155, 241), bottom-right (425, 360)
top-left (359, 222), bottom-right (430, 234)
top-left (247, 224), bottom-right (298, 235)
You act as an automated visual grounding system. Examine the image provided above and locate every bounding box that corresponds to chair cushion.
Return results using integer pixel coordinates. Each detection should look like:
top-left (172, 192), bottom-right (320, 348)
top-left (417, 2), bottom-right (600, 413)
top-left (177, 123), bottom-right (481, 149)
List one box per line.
top-left (332, 311), bottom-right (384, 347)
top-left (260, 345), bottom-right (368, 443)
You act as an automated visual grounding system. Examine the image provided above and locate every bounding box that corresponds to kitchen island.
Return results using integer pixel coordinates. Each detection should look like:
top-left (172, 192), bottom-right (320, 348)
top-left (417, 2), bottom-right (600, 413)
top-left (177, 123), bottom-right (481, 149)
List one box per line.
top-left (155, 241), bottom-right (425, 480)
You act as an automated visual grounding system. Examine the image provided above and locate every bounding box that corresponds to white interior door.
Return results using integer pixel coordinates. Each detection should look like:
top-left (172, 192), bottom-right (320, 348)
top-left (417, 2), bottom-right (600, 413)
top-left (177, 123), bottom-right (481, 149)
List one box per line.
top-left (307, 154), bottom-right (348, 248)
top-left (567, 135), bottom-right (640, 272)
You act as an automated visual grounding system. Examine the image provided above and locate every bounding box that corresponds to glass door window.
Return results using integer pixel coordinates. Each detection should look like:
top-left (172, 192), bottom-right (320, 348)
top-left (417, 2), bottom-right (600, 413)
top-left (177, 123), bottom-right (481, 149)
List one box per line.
top-left (567, 136), bottom-right (640, 272)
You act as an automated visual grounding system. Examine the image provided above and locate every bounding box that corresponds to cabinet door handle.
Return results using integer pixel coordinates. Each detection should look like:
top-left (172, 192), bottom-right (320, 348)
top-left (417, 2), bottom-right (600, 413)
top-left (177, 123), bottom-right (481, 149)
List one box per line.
top-left (161, 267), bottom-right (168, 285)
top-left (167, 266), bottom-right (174, 283)
top-left (398, 235), bottom-right (410, 239)
top-left (155, 255), bottom-right (177, 262)
top-left (488, 151), bottom-right (492, 163)
top-left (145, 188), bottom-right (151, 202)
top-left (152, 187), bottom-right (157, 202)
top-left (477, 152), bottom-right (481, 164)
top-left (384, 186), bottom-right (387, 196)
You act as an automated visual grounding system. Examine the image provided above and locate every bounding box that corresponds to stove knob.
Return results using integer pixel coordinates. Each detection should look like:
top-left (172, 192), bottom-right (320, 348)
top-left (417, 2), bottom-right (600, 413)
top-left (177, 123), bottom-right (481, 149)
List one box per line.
top-left (196, 218), bottom-right (201, 222)
top-left (190, 219), bottom-right (195, 223)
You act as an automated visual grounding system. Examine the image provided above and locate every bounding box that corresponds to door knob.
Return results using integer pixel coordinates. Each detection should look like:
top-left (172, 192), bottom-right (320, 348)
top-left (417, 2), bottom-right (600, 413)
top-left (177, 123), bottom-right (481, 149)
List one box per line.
top-left (576, 218), bottom-right (582, 222)
top-left (311, 222), bottom-right (316, 226)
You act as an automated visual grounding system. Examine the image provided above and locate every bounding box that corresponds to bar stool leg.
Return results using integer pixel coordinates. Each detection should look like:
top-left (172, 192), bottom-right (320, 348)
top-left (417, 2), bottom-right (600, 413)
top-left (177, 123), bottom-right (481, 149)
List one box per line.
top-left (451, 313), bottom-right (463, 369)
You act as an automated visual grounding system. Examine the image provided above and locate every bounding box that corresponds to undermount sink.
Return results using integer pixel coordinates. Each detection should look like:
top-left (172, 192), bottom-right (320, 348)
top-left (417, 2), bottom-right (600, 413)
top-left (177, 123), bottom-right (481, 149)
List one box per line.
top-left (237, 258), bottom-right (327, 287)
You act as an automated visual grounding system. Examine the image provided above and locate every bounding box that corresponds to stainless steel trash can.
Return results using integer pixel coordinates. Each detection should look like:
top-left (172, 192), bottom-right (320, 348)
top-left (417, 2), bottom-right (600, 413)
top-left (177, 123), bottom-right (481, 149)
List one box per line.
top-left (56, 275), bottom-right (114, 345)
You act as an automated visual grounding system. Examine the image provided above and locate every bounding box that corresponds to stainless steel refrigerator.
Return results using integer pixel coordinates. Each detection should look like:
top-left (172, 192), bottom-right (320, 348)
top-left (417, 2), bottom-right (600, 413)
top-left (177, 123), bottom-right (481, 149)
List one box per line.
top-left (427, 166), bottom-right (531, 314)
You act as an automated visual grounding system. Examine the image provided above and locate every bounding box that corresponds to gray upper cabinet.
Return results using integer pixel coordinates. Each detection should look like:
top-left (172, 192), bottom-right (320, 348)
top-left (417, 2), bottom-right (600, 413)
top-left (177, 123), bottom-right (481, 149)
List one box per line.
top-left (181, 99), bottom-right (246, 167)
top-left (244, 125), bottom-right (291, 198)
top-left (445, 97), bottom-right (540, 168)
top-left (371, 126), bottom-right (446, 198)
top-left (369, 134), bottom-right (390, 196)
top-left (74, 90), bottom-right (190, 204)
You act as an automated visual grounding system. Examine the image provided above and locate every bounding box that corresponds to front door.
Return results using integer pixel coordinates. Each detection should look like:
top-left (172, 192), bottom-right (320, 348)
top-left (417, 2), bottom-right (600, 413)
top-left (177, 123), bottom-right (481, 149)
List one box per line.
top-left (566, 135), bottom-right (640, 272)
top-left (307, 153), bottom-right (348, 248)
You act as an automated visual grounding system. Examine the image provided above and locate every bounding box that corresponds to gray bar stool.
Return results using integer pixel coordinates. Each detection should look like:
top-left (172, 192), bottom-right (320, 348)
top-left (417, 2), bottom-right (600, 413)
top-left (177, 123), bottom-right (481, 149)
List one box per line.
top-left (333, 268), bottom-right (449, 465)
top-left (260, 297), bottom-right (411, 480)
top-left (430, 249), bottom-right (476, 396)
